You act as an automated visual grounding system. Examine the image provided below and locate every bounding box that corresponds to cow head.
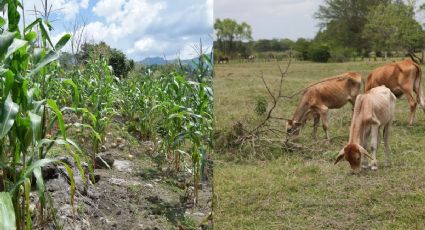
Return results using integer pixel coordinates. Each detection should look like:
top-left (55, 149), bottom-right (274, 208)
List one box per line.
top-left (286, 120), bottom-right (302, 136)
top-left (334, 143), bottom-right (373, 171)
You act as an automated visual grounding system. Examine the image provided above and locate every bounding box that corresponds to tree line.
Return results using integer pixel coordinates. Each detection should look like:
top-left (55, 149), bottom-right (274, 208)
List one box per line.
top-left (60, 41), bottom-right (136, 78)
top-left (214, 0), bottom-right (425, 63)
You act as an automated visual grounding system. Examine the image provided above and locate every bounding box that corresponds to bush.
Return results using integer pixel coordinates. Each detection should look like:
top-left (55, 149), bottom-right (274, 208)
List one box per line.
top-left (255, 96), bottom-right (267, 116)
top-left (330, 47), bottom-right (356, 62)
top-left (309, 44), bottom-right (331, 62)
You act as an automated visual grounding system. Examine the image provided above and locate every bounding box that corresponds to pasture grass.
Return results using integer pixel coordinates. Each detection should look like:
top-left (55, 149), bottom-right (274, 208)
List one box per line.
top-left (213, 59), bottom-right (425, 229)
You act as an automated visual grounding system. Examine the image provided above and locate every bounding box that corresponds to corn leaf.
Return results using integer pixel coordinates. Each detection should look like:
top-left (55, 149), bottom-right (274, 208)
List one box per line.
top-left (0, 192), bottom-right (16, 230)
top-left (33, 167), bottom-right (46, 208)
top-left (0, 31), bottom-right (15, 59)
top-left (29, 112), bottom-right (42, 144)
top-left (28, 50), bottom-right (59, 77)
top-left (0, 93), bottom-right (19, 139)
top-left (47, 99), bottom-right (66, 139)
top-left (61, 163), bottom-right (75, 207)
top-left (9, 158), bottom-right (57, 194)
top-left (54, 33), bottom-right (71, 51)
top-left (5, 38), bottom-right (27, 59)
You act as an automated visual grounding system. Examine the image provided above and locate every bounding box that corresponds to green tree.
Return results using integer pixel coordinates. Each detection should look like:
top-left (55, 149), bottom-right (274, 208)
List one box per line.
top-left (214, 18), bottom-right (252, 57)
top-left (293, 38), bottom-right (311, 60)
top-left (363, 1), bottom-right (425, 60)
top-left (76, 42), bottom-right (134, 78)
top-left (315, 0), bottom-right (389, 51)
top-left (309, 43), bottom-right (331, 62)
top-left (254, 39), bottom-right (272, 52)
top-left (109, 48), bottom-right (129, 78)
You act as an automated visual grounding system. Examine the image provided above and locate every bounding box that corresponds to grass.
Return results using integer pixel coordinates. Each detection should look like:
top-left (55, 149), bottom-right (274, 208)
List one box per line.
top-left (213, 58), bottom-right (425, 229)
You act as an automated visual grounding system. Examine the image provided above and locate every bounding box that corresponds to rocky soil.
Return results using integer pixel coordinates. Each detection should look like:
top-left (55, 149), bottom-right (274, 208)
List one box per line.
top-left (31, 122), bottom-right (212, 230)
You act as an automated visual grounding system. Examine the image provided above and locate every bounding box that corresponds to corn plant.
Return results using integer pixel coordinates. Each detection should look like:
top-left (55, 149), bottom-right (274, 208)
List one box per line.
top-left (58, 59), bottom-right (116, 168)
top-left (118, 53), bottom-right (213, 201)
top-left (0, 1), bottom-right (84, 229)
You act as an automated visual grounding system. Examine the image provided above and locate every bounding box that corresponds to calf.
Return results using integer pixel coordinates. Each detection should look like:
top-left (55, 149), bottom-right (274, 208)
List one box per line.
top-left (365, 59), bottom-right (425, 125)
top-left (286, 72), bottom-right (362, 139)
top-left (335, 86), bottom-right (396, 171)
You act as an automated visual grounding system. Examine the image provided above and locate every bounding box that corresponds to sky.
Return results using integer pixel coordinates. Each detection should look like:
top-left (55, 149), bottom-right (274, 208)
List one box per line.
top-left (214, 0), bottom-right (425, 41)
top-left (20, 0), bottom-right (213, 61)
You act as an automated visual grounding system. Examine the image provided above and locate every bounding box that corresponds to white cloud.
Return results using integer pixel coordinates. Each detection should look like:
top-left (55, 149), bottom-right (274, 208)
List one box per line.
top-left (80, 0), bottom-right (89, 9)
top-left (207, 0), bottom-right (213, 27)
top-left (60, 0), bottom-right (80, 21)
top-left (126, 37), bottom-right (168, 57)
top-left (92, 0), bottom-right (126, 22)
top-left (133, 38), bottom-right (167, 53)
top-left (90, 0), bottom-right (165, 39)
top-left (43, 0), bottom-right (212, 61)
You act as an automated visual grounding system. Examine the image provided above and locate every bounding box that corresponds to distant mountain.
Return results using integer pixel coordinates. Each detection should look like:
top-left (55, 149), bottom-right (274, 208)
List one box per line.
top-left (140, 53), bottom-right (213, 66)
top-left (140, 57), bottom-right (167, 65)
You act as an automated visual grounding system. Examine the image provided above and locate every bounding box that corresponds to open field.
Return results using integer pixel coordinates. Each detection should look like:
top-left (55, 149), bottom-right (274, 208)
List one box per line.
top-left (213, 59), bottom-right (425, 229)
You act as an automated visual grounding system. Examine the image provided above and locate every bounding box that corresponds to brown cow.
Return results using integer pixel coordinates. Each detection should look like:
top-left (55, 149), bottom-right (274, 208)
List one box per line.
top-left (218, 56), bottom-right (229, 64)
top-left (335, 86), bottom-right (396, 171)
top-left (286, 72), bottom-right (362, 139)
top-left (365, 59), bottom-right (425, 125)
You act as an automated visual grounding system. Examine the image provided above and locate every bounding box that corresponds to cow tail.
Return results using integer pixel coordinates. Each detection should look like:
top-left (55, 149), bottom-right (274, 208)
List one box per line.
top-left (364, 73), bottom-right (372, 92)
top-left (413, 63), bottom-right (425, 109)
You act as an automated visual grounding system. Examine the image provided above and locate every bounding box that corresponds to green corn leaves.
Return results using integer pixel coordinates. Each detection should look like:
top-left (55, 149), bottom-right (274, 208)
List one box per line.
top-left (0, 93), bottom-right (19, 139)
top-left (54, 34), bottom-right (71, 51)
top-left (0, 1), bottom-right (78, 229)
top-left (0, 31), bottom-right (16, 58)
top-left (0, 192), bottom-right (16, 230)
top-left (118, 60), bottom-right (212, 201)
top-left (47, 99), bottom-right (66, 139)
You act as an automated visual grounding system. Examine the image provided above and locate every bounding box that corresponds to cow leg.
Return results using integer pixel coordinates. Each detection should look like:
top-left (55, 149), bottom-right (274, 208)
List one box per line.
top-left (383, 123), bottom-right (391, 166)
top-left (312, 113), bottom-right (320, 140)
top-left (403, 86), bottom-right (417, 125)
top-left (319, 107), bottom-right (330, 140)
top-left (405, 92), bottom-right (417, 125)
top-left (413, 71), bottom-right (425, 115)
top-left (369, 125), bottom-right (379, 170)
top-left (362, 140), bottom-right (370, 169)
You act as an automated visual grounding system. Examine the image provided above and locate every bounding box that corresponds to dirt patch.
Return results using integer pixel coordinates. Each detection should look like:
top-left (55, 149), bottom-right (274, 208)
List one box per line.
top-left (32, 122), bottom-right (212, 230)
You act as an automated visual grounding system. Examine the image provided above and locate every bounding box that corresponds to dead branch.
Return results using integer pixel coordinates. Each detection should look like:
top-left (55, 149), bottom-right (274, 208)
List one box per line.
top-left (248, 52), bottom-right (292, 134)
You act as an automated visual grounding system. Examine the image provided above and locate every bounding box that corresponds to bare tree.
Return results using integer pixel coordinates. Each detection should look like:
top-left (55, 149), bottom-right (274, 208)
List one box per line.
top-left (65, 15), bottom-right (88, 64)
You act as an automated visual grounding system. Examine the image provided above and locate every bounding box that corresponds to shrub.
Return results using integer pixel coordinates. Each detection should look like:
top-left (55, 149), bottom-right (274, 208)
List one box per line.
top-left (255, 96), bottom-right (268, 116)
top-left (330, 47), bottom-right (356, 62)
top-left (309, 44), bottom-right (331, 62)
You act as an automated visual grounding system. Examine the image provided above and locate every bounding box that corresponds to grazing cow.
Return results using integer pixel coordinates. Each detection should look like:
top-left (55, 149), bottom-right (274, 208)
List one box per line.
top-left (365, 59), bottom-right (425, 125)
top-left (335, 86), bottom-right (396, 171)
top-left (248, 55), bottom-right (256, 62)
top-left (218, 56), bottom-right (229, 64)
top-left (286, 72), bottom-right (362, 139)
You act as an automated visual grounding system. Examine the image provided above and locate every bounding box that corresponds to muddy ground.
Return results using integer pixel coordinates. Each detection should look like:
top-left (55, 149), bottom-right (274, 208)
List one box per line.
top-left (31, 119), bottom-right (213, 230)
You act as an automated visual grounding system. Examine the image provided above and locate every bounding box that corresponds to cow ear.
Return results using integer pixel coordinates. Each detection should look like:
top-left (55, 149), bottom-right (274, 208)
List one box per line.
top-left (358, 145), bottom-right (373, 160)
top-left (334, 149), bottom-right (345, 165)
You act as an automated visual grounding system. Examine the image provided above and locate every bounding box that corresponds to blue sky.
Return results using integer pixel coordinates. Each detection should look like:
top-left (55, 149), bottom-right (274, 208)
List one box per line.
top-left (21, 0), bottom-right (213, 61)
top-left (214, 0), bottom-right (425, 40)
